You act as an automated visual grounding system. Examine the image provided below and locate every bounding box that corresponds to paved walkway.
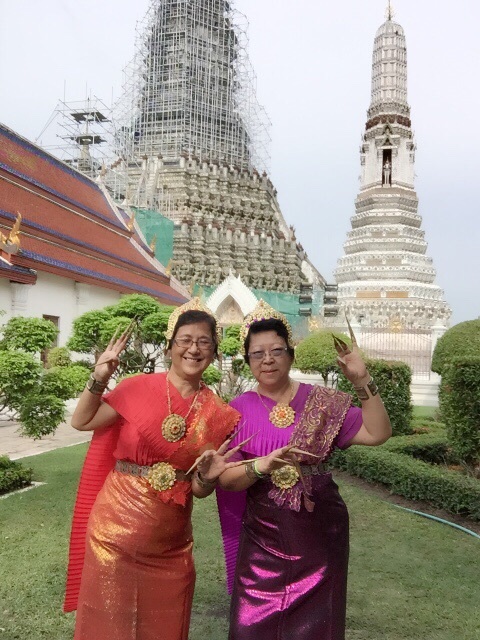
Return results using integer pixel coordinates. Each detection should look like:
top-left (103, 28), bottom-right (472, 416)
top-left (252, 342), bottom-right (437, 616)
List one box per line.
top-left (1, 406), bottom-right (91, 460)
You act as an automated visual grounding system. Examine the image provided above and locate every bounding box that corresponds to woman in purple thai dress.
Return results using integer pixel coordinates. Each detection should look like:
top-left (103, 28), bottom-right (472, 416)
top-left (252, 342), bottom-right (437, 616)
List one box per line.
top-left (217, 300), bottom-right (392, 640)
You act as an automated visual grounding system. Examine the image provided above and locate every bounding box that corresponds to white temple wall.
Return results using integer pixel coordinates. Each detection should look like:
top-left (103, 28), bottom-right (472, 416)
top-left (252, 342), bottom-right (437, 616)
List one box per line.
top-left (0, 272), bottom-right (120, 346)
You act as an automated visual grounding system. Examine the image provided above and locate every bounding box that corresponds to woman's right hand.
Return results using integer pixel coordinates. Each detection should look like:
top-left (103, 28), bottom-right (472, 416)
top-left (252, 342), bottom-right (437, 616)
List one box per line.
top-left (253, 445), bottom-right (295, 475)
top-left (93, 323), bottom-right (135, 383)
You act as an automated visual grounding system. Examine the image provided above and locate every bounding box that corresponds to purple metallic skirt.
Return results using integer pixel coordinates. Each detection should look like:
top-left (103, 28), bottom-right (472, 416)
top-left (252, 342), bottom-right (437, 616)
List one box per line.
top-left (229, 472), bottom-right (349, 640)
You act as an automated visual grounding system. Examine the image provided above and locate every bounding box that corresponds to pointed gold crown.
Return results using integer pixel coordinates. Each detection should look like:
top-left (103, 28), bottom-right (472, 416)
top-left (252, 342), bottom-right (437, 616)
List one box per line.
top-left (165, 297), bottom-right (221, 341)
top-left (239, 300), bottom-right (294, 354)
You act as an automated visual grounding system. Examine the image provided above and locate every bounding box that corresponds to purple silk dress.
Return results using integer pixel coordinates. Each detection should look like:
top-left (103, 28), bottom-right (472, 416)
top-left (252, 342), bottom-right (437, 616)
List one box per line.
top-left (216, 383), bottom-right (362, 640)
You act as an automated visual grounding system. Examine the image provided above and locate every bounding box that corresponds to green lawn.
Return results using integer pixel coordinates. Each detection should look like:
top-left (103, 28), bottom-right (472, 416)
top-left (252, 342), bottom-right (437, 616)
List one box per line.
top-left (0, 445), bottom-right (478, 640)
top-left (412, 405), bottom-right (438, 419)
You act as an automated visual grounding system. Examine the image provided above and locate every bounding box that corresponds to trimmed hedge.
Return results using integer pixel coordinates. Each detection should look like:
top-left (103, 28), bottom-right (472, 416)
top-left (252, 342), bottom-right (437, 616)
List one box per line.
top-left (338, 359), bottom-right (413, 435)
top-left (432, 319), bottom-right (480, 375)
top-left (382, 433), bottom-right (458, 464)
top-left (439, 357), bottom-right (480, 468)
top-left (0, 455), bottom-right (33, 496)
top-left (329, 446), bottom-right (480, 521)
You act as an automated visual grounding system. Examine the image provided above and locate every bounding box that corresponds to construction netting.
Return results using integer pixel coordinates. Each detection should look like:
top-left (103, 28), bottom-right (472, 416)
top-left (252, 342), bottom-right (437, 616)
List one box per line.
top-left (134, 207), bottom-right (174, 267)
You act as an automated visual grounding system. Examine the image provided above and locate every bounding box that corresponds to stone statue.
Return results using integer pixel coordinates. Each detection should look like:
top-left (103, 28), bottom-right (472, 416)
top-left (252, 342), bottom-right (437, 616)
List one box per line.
top-left (382, 159), bottom-right (391, 186)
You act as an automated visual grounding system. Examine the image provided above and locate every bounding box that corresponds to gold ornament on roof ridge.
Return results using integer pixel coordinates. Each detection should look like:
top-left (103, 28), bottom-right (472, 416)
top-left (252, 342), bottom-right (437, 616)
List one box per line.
top-left (165, 297), bottom-right (221, 341)
top-left (239, 299), bottom-right (294, 354)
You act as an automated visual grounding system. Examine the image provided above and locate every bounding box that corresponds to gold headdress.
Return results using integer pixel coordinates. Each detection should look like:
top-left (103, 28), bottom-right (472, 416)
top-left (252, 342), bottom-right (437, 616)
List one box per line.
top-left (239, 300), bottom-right (294, 354)
top-left (165, 297), bottom-right (221, 341)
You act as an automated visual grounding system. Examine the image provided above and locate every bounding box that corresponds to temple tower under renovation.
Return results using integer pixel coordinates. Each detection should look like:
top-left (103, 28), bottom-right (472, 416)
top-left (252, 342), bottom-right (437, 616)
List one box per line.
top-left (333, 5), bottom-right (450, 373)
top-left (112, 0), bottom-right (318, 295)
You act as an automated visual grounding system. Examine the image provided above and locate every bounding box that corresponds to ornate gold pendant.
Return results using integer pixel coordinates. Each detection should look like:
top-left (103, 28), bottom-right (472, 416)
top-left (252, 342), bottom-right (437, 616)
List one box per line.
top-left (270, 465), bottom-right (300, 490)
top-left (269, 403), bottom-right (295, 428)
top-left (147, 462), bottom-right (177, 491)
top-left (162, 413), bottom-right (187, 443)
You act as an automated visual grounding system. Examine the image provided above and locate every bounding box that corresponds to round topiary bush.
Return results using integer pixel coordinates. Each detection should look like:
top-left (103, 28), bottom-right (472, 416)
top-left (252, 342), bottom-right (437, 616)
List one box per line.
top-left (432, 319), bottom-right (480, 375)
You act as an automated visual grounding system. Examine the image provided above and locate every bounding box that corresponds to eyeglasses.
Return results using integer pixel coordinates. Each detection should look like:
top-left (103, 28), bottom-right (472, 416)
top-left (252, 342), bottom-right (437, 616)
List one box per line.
top-left (174, 337), bottom-right (214, 350)
top-left (248, 347), bottom-right (289, 361)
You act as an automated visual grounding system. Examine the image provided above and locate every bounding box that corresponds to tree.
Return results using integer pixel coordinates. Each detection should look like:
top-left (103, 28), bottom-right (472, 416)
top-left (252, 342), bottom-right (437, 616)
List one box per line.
top-left (432, 320), bottom-right (480, 375)
top-left (295, 330), bottom-right (351, 385)
top-left (0, 351), bottom-right (43, 413)
top-left (206, 324), bottom-right (254, 402)
top-left (0, 317), bottom-right (69, 437)
top-left (67, 294), bottom-right (175, 376)
top-left (0, 316), bottom-right (58, 353)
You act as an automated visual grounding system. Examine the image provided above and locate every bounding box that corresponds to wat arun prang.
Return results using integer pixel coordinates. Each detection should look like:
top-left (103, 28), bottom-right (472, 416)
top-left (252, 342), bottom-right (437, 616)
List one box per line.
top-left (332, 6), bottom-right (450, 374)
top-left (112, 0), bottom-right (323, 295)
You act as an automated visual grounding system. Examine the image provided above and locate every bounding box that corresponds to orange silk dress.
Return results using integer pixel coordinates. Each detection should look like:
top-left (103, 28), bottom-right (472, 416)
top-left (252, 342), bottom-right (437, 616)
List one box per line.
top-left (65, 373), bottom-right (239, 640)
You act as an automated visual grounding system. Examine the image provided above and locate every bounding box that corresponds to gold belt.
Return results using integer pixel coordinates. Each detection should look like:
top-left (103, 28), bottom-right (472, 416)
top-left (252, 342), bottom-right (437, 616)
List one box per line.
top-left (299, 462), bottom-right (326, 476)
top-left (115, 460), bottom-right (191, 492)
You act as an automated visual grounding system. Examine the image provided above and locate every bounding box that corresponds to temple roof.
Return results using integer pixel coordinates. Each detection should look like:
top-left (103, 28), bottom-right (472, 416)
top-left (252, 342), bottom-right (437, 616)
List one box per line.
top-left (0, 123), bottom-right (188, 305)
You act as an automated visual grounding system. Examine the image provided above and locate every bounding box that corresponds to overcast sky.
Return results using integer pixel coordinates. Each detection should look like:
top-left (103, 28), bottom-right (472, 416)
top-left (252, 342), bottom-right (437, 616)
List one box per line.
top-left (1, 0), bottom-right (478, 326)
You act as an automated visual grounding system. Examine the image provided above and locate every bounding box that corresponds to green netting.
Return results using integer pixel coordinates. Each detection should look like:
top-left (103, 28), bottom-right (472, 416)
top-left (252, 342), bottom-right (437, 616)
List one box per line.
top-left (195, 284), bottom-right (324, 341)
top-left (133, 207), bottom-right (174, 267)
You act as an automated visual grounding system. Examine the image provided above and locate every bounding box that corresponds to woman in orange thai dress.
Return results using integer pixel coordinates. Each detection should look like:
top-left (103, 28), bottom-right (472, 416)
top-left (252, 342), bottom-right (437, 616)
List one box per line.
top-left (64, 300), bottom-right (240, 640)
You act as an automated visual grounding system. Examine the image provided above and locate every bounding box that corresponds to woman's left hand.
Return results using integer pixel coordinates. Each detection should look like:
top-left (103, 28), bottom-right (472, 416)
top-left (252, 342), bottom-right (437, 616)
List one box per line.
top-left (335, 341), bottom-right (370, 387)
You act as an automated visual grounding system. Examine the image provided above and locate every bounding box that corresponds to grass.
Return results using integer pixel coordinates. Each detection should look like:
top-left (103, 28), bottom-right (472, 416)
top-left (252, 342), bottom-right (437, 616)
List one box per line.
top-left (412, 405), bottom-right (438, 419)
top-left (0, 444), bottom-right (479, 640)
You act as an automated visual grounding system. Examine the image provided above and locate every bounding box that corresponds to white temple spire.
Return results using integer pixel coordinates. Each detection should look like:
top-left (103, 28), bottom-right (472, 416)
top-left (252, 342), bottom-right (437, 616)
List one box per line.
top-left (331, 8), bottom-right (451, 374)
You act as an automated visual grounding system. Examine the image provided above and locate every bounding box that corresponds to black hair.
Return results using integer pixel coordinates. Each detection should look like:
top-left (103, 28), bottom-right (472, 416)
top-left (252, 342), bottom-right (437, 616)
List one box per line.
top-left (168, 310), bottom-right (219, 356)
top-left (243, 318), bottom-right (294, 365)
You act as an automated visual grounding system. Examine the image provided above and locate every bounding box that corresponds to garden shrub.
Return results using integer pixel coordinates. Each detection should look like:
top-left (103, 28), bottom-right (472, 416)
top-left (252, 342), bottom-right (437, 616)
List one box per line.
top-left (338, 359), bottom-right (413, 436)
top-left (329, 446), bottom-right (480, 521)
top-left (0, 316), bottom-right (58, 353)
top-left (382, 433), bottom-right (459, 465)
top-left (0, 455), bottom-right (33, 495)
top-left (42, 364), bottom-right (90, 400)
top-left (46, 346), bottom-right (72, 369)
top-left (0, 351), bottom-right (42, 411)
top-left (439, 357), bottom-right (480, 470)
top-left (431, 319), bottom-right (480, 375)
top-left (202, 365), bottom-right (223, 386)
top-left (295, 330), bottom-right (351, 385)
top-left (18, 394), bottom-right (66, 439)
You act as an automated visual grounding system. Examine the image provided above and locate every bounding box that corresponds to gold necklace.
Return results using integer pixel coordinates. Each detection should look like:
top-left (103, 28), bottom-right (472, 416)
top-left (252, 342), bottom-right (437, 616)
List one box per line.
top-left (256, 380), bottom-right (296, 429)
top-left (162, 376), bottom-right (202, 443)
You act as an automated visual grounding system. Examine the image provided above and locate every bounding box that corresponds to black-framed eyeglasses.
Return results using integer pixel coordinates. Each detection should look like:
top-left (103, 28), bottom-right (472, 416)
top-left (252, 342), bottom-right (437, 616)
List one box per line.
top-left (248, 347), bottom-right (289, 361)
top-left (174, 337), bottom-right (214, 350)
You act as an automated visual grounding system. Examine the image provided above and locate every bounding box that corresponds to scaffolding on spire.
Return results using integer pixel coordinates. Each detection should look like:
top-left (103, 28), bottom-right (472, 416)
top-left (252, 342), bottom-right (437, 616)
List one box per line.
top-left (110, 0), bottom-right (271, 208)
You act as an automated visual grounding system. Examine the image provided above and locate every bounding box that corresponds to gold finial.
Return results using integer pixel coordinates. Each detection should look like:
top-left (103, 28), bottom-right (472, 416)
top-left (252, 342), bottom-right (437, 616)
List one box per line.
top-left (127, 211), bottom-right (136, 232)
top-left (149, 234), bottom-right (157, 252)
top-left (308, 316), bottom-right (320, 333)
top-left (386, 1), bottom-right (394, 21)
top-left (6, 212), bottom-right (22, 251)
top-left (165, 259), bottom-right (173, 276)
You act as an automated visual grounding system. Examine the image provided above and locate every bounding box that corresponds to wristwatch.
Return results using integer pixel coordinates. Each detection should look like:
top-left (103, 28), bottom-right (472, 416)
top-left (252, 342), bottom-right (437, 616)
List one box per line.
top-left (86, 374), bottom-right (108, 395)
top-left (353, 376), bottom-right (378, 401)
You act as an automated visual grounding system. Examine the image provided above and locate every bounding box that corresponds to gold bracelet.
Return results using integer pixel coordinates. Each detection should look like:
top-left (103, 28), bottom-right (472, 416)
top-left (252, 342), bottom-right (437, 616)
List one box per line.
top-left (193, 470), bottom-right (217, 489)
top-left (354, 376), bottom-right (378, 401)
top-left (245, 461), bottom-right (258, 481)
